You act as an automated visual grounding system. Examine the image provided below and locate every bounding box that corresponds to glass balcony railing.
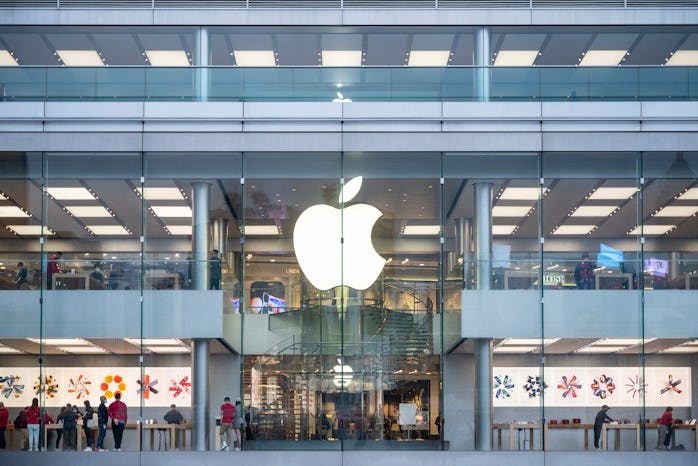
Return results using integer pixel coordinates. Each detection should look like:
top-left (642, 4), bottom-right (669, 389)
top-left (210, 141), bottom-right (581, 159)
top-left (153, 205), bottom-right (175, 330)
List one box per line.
top-left (0, 66), bottom-right (696, 102)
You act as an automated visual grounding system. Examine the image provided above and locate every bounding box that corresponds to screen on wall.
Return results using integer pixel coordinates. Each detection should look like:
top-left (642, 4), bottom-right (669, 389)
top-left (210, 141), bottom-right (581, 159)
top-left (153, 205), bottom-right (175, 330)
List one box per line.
top-left (597, 243), bottom-right (624, 270)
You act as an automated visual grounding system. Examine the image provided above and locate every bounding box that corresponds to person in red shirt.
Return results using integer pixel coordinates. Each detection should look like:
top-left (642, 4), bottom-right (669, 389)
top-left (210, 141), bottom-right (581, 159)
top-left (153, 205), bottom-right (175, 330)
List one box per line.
top-left (107, 392), bottom-right (127, 451)
top-left (219, 396), bottom-right (236, 451)
top-left (0, 401), bottom-right (8, 451)
top-left (46, 252), bottom-right (62, 290)
top-left (26, 397), bottom-right (41, 451)
top-left (657, 406), bottom-right (674, 450)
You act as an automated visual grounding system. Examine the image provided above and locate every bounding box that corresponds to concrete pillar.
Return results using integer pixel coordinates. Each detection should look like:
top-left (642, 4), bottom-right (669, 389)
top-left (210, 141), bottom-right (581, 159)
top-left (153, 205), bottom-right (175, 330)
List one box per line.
top-left (474, 183), bottom-right (492, 291)
top-left (191, 182), bottom-right (210, 450)
top-left (670, 251), bottom-right (681, 281)
top-left (474, 27), bottom-right (491, 102)
top-left (211, 218), bottom-right (228, 259)
top-left (195, 26), bottom-right (210, 102)
top-left (456, 218), bottom-right (472, 289)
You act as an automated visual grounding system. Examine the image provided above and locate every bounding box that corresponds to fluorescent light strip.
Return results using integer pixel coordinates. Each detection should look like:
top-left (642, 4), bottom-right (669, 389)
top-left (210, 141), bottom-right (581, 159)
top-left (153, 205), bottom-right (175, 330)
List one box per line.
top-left (244, 225), bottom-right (280, 236)
top-left (407, 50), bottom-right (450, 67)
top-left (662, 346), bottom-right (698, 353)
top-left (493, 346), bottom-right (538, 353)
top-left (124, 338), bottom-right (184, 346)
top-left (58, 346), bottom-right (108, 354)
top-left (579, 50), bottom-right (626, 66)
top-left (654, 206), bottom-right (698, 217)
top-left (145, 346), bottom-right (190, 354)
top-left (86, 225), bottom-right (130, 235)
top-left (322, 50), bottom-right (362, 66)
top-left (7, 225), bottom-right (54, 236)
top-left (56, 50), bottom-right (104, 67)
top-left (492, 225), bottom-right (518, 235)
top-left (666, 50), bottom-right (698, 66)
top-left (65, 206), bottom-right (112, 218)
top-left (46, 187), bottom-right (95, 200)
top-left (501, 338), bottom-right (560, 346)
top-left (233, 50), bottom-right (276, 67)
top-left (166, 225), bottom-right (192, 235)
top-left (498, 187), bottom-right (542, 201)
top-left (552, 225), bottom-right (596, 235)
top-left (150, 206), bottom-right (192, 218)
top-left (677, 187), bottom-right (698, 200)
top-left (0, 50), bottom-right (18, 66)
top-left (492, 206), bottom-right (532, 217)
top-left (136, 187), bottom-right (184, 200)
top-left (588, 187), bottom-right (636, 200)
top-left (0, 346), bottom-right (22, 353)
top-left (571, 205), bottom-right (618, 217)
top-left (628, 225), bottom-right (675, 235)
top-left (592, 338), bottom-right (655, 346)
top-left (576, 346), bottom-right (627, 353)
top-left (27, 338), bottom-right (89, 346)
top-left (0, 206), bottom-right (30, 217)
top-left (145, 50), bottom-right (190, 67)
top-left (494, 50), bottom-right (539, 67)
top-left (403, 225), bottom-right (440, 236)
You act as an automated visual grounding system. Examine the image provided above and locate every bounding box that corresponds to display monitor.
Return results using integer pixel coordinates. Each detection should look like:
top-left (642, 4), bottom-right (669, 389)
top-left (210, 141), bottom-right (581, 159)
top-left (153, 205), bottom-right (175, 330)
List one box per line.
top-left (597, 243), bottom-right (624, 270)
top-left (644, 257), bottom-right (669, 277)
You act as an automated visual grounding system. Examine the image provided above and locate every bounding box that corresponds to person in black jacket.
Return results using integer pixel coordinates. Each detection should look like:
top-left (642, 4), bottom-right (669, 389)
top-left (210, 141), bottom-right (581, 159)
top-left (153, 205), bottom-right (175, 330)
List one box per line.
top-left (593, 405), bottom-right (614, 450)
top-left (57, 404), bottom-right (77, 450)
top-left (82, 400), bottom-right (95, 451)
top-left (96, 396), bottom-right (109, 451)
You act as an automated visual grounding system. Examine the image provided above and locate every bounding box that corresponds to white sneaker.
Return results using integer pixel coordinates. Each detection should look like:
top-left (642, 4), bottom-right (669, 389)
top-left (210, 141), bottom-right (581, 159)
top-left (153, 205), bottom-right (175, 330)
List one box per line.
top-left (219, 442), bottom-right (227, 451)
top-left (84, 447), bottom-right (92, 451)
top-left (235, 447), bottom-right (241, 451)
top-left (117, 448), bottom-right (122, 451)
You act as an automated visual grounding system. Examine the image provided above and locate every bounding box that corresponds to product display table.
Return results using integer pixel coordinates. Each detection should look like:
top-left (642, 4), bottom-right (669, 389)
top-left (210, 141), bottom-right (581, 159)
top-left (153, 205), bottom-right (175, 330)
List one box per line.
top-left (543, 423), bottom-right (593, 450)
top-left (601, 423), bottom-right (640, 450)
top-left (493, 422), bottom-right (541, 450)
top-left (646, 422), bottom-right (698, 450)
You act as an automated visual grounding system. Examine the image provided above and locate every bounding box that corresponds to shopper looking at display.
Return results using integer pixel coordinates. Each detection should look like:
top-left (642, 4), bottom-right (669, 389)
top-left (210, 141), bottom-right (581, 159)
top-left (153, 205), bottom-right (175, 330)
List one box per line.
top-left (26, 397), bottom-right (40, 452)
top-left (108, 392), bottom-right (127, 451)
top-left (96, 396), bottom-right (108, 451)
top-left (46, 252), bottom-right (62, 290)
top-left (57, 403), bottom-right (78, 450)
top-left (593, 404), bottom-right (613, 450)
top-left (210, 250), bottom-right (222, 290)
top-left (574, 253), bottom-right (596, 290)
top-left (657, 406), bottom-right (674, 450)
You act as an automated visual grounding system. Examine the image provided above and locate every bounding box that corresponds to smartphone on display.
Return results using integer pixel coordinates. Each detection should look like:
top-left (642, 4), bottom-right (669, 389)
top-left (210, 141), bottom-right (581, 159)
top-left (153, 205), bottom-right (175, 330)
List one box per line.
top-left (250, 281), bottom-right (286, 314)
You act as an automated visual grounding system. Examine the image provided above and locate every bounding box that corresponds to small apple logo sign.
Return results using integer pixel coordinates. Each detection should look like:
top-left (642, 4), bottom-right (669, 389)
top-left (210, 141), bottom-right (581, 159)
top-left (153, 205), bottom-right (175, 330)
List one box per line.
top-left (293, 176), bottom-right (385, 291)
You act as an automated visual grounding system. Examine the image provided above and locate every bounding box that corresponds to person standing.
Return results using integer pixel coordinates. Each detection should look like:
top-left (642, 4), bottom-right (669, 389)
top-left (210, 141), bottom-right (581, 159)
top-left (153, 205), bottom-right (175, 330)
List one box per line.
top-left (82, 400), bottom-right (95, 451)
top-left (164, 404), bottom-right (184, 449)
top-left (219, 396), bottom-right (235, 451)
top-left (209, 250), bottom-right (222, 290)
top-left (46, 252), bottom-right (62, 290)
top-left (107, 392), bottom-right (127, 451)
top-left (57, 403), bottom-right (77, 450)
top-left (657, 406), bottom-right (674, 450)
top-left (0, 401), bottom-right (8, 451)
top-left (15, 262), bottom-right (28, 289)
top-left (574, 253), bottom-right (596, 290)
top-left (96, 396), bottom-right (108, 451)
top-left (26, 398), bottom-right (40, 451)
top-left (232, 399), bottom-right (243, 451)
top-left (593, 404), bottom-right (613, 450)
top-left (14, 407), bottom-right (27, 450)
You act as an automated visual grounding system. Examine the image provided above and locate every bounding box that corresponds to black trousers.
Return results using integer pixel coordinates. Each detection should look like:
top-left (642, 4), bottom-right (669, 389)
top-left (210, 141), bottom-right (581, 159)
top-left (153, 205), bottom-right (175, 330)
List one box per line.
top-left (593, 425), bottom-right (602, 448)
top-left (112, 421), bottom-right (125, 448)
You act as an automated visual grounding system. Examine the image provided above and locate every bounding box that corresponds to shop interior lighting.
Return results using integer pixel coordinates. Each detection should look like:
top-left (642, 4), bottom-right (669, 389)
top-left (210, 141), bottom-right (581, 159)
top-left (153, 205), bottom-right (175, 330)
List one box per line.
top-left (492, 225), bottom-right (518, 235)
top-left (0, 206), bottom-right (30, 217)
top-left (498, 187), bottom-right (544, 201)
top-left (662, 345), bottom-right (698, 354)
top-left (0, 345), bottom-right (22, 353)
top-left (7, 225), bottom-right (54, 235)
top-left (493, 50), bottom-right (539, 66)
top-left (407, 50), bottom-right (450, 67)
top-left (233, 50), bottom-right (276, 67)
top-left (500, 338), bottom-right (560, 346)
top-left (628, 225), bottom-right (675, 235)
top-left (46, 187), bottom-right (96, 200)
top-left (144, 50), bottom-right (190, 67)
top-left (136, 187), bottom-right (185, 200)
top-left (58, 346), bottom-right (108, 354)
top-left (402, 225), bottom-right (441, 236)
top-left (165, 225), bottom-right (192, 235)
top-left (666, 50), bottom-right (698, 66)
top-left (244, 225), bottom-right (280, 236)
top-left (570, 205), bottom-right (619, 217)
top-left (86, 225), bottom-right (130, 235)
top-left (493, 346), bottom-right (538, 353)
top-left (552, 225), bottom-right (596, 235)
top-left (653, 205), bottom-right (698, 217)
top-left (677, 187), bottom-right (698, 200)
top-left (588, 187), bottom-right (636, 200)
top-left (576, 346), bottom-right (627, 354)
top-left (322, 50), bottom-right (362, 66)
top-left (145, 346), bottom-right (190, 354)
top-left (492, 206), bottom-right (533, 217)
top-left (579, 50), bottom-right (627, 66)
top-left (150, 206), bottom-right (192, 217)
top-left (124, 338), bottom-right (185, 346)
top-left (0, 50), bottom-right (18, 66)
top-left (591, 338), bottom-right (656, 346)
top-left (64, 206), bottom-right (113, 218)
top-left (56, 50), bottom-right (104, 66)
top-left (28, 338), bottom-right (90, 346)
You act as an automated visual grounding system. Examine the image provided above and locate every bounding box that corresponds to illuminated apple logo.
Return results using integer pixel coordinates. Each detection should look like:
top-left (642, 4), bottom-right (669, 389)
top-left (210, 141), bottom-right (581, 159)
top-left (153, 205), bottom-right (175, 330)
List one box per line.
top-left (293, 176), bottom-right (385, 290)
top-left (332, 359), bottom-right (354, 388)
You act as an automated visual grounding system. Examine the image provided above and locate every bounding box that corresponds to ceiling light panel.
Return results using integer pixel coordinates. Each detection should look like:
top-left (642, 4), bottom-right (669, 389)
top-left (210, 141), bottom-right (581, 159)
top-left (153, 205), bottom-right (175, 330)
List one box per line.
top-left (492, 206), bottom-right (532, 217)
top-left (244, 225), bottom-right (280, 236)
top-left (27, 338), bottom-right (89, 346)
top-left (166, 225), bottom-right (192, 235)
top-left (56, 50), bottom-right (104, 67)
top-left (653, 206), bottom-right (698, 217)
top-left (579, 50), bottom-right (627, 66)
top-left (58, 346), bottom-right (108, 354)
top-left (576, 346), bottom-right (627, 353)
top-left (137, 187), bottom-right (185, 200)
top-left (145, 50), bottom-right (190, 67)
top-left (65, 206), bottom-right (112, 218)
top-left (403, 225), bottom-right (441, 236)
top-left (7, 225), bottom-right (54, 235)
top-left (233, 50), bottom-right (276, 67)
top-left (493, 346), bottom-right (538, 353)
top-left (500, 338), bottom-right (560, 346)
top-left (498, 187), bottom-right (542, 201)
top-left (145, 346), bottom-right (190, 354)
top-left (677, 188), bottom-right (698, 200)
top-left (592, 338), bottom-right (655, 346)
top-left (46, 187), bottom-right (96, 200)
top-left (0, 346), bottom-right (22, 353)
top-left (124, 338), bottom-right (184, 346)
top-left (87, 225), bottom-right (130, 235)
top-left (662, 346), bottom-right (698, 353)
top-left (628, 225), bottom-right (675, 235)
top-left (0, 50), bottom-right (18, 66)
top-left (552, 225), bottom-right (596, 235)
top-left (322, 50), bottom-right (362, 66)
top-left (0, 206), bottom-right (30, 217)
top-left (666, 50), bottom-right (698, 66)
top-left (571, 205), bottom-right (618, 217)
top-left (407, 50), bottom-right (450, 67)
top-left (150, 206), bottom-right (192, 217)
top-left (492, 225), bottom-right (518, 235)
top-left (494, 50), bottom-right (539, 66)
top-left (588, 187), bottom-right (636, 200)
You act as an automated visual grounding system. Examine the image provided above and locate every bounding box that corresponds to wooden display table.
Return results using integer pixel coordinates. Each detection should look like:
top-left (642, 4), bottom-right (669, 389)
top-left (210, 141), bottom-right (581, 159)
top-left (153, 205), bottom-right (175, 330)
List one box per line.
top-left (137, 423), bottom-right (191, 450)
top-left (53, 273), bottom-right (89, 290)
top-left (601, 423), bottom-right (640, 450)
top-left (493, 422), bottom-right (541, 450)
top-left (544, 422), bottom-right (593, 449)
top-left (646, 422), bottom-right (698, 450)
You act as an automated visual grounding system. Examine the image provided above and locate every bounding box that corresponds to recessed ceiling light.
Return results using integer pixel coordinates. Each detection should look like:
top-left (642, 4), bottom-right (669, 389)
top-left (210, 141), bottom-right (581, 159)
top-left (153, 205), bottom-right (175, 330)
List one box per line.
top-left (58, 346), bottom-right (108, 354)
top-left (653, 205), bottom-right (698, 217)
top-left (592, 338), bottom-right (656, 346)
top-left (0, 50), bottom-right (18, 66)
top-left (407, 50), bottom-right (450, 67)
top-left (27, 338), bottom-right (89, 346)
top-left (46, 187), bottom-right (95, 200)
top-left (145, 50), bottom-right (190, 67)
top-left (493, 346), bottom-right (538, 353)
top-left (56, 50), bottom-right (104, 67)
top-left (498, 187), bottom-right (542, 200)
top-left (492, 206), bottom-right (532, 217)
top-left (579, 50), bottom-right (627, 66)
top-left (571, 205), bottom-right (618, 217)
top-left (662, 346), bottom-right (698, 353)
top-left (494, 50), bottom-right (539, 66)
top-left (576, 346), bottom-right (627, 353)
top-left (677, 187), bottom-right (698, 200)
top-left (166, 225), bottom-right (192, 235)
top-left (492, 225), bottom-right (518, 235)
top-left (124, 338), bottom-right (184, 346)
top-left (666, 50), bottom-right (698, 66)
top-left (7, 225), bottom-right (54, 235)
top-left (322, 50), bottom-right (362, 66)
top-left (86, 225), bottom-right (130, 235)
top-left (500, 338), bottom-right (559, 346)
top-left (628, 225), bottom-right (675, 235)
top-left (552, 225), bottom-right (596, 235)
top-left (233, 50), bottom-right (276, 67)
top-left (65, 206), bottom-right (112, 218)
top-left (150, 206), bottom-right (192, 217)
top-left (0, 346), bottom-right (22, 353)
top-left (136, 187), bottom-right (185, 200)
top-left (588, 187), bottom-right (636, 200)
top-left (0, 206), bottom-right (29, 217)
top-left (403, 225), bottom-right (440, 236)
top-left (244, 225), bottom-right (280, 236)
top-left (145, 346), bottom-right (190, 354)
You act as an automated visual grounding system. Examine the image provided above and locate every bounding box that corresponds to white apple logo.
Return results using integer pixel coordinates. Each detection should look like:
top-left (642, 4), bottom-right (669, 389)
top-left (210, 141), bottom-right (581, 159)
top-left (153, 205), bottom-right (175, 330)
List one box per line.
top-left (293, 176), bottom-right (385, 291)
top-left (332, 359), bottom-right (354, 388)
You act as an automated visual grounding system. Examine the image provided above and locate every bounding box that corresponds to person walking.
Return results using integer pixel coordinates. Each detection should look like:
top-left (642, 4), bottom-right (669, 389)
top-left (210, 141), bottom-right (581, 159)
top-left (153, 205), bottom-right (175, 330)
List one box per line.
top-left (233, 399), bottom-right (244, 451)
top-left (593, 404), bottom-right (613, 450)
top-left (96, 396), bottom-right (108, 451)
top-left (107, 393), bottom-right (127, 451)
top-left (219, 396), bottom-right (235, 451)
